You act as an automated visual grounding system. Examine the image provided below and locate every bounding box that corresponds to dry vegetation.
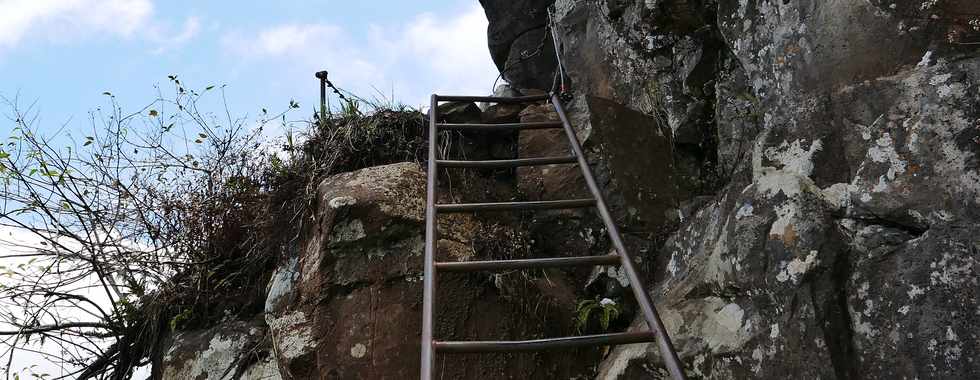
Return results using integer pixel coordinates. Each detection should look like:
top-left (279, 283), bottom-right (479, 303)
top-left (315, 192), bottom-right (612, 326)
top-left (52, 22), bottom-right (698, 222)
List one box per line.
top-left (0, 77), bottom-right (428, 380)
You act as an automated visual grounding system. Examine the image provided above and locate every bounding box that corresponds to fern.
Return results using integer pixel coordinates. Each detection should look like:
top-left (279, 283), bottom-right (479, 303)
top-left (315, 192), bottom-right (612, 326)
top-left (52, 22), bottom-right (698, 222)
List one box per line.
top-left (575, 297), bottom-right (621, 333)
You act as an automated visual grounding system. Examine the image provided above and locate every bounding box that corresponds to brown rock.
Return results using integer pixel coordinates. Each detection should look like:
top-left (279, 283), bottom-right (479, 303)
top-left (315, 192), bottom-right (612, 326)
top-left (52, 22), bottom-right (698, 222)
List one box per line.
top-left (263, 162), bottom-right (596, 379)
top-left (586, 95), bottom-right (680, 229)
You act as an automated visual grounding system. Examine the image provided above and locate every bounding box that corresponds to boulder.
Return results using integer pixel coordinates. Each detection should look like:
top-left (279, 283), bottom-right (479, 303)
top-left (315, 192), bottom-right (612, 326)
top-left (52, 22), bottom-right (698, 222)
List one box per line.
top-left (263, 162), bottom-right (596, 379)
top-left (479, 0), bottom-right (558, 90)
top-left (434, 101), bottom-right (508, 164)
top-left (436, 101), bottom-right (481, 124)
top-left (517, 102), bottom-right (580, 201)
top-left (481, 103), bottom-right (526, 124)
top-left (156, 319), bottom-right (279, 380)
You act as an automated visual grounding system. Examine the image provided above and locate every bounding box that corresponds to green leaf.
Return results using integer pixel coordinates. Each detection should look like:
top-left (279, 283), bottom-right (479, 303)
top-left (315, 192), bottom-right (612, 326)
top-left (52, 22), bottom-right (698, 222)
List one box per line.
top-left (102, 91), bottom-right (112, 96)
top-left (576, 301), bottom-right (597, 328)
top-left (83, 140), bottom-right (92, 146)
top-left (149, 109), bottom-right (159, 117)
top-left (600, 308), bottom-right (611, 330)
top-left (198, 133), bottom-right (207, 139)
top-left (205, 85), bottom-right (215, 91)
top-left (0, 151), bottom-right (9, 159)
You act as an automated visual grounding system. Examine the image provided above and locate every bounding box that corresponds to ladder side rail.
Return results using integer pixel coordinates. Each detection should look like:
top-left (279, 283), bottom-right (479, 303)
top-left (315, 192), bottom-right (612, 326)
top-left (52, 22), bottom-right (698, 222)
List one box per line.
top-left (549, 94), bottom-right (688, 380)
top-left (421, 94), bottom-right (439, 380)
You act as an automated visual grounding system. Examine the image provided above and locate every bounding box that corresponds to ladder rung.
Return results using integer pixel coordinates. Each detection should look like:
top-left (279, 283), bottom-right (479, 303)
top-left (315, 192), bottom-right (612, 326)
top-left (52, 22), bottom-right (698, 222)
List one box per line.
top-left (436, 156), bottom-right (577, 169)
top-left (434, 331), bottom-right (656, 353)
top-left (435, 94), bottom-right (550, 103)
top-left (435, 199), bottom-right (595, 213)
top-left (436, 254), bottom-right (620, 272)
top-left (437, 121), bottom-right (563, 131)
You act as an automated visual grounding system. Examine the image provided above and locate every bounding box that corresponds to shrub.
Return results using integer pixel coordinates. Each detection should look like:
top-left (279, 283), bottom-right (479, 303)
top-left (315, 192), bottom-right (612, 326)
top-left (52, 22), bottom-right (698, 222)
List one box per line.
top-left (0, 76), bottom-right (428, 380)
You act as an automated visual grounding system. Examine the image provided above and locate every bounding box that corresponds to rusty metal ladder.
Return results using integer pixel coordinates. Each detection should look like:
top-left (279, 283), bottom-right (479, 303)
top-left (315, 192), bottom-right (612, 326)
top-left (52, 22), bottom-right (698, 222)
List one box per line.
top-left (421, 93), bottom-right (687, 380)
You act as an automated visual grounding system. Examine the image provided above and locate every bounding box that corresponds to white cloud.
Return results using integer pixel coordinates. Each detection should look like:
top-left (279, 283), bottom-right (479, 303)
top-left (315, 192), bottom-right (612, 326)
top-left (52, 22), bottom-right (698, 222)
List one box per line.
top-left (0, 0), bottom-right (153, 47)
top-left (234, 24), bottom-right (344, 56)
top-left (0, 0), bottom-right (199, 55)
top-left (148, 15), bottom-right (202, 54)
top-left (221, 4), bottom-right (499, 107)
top-left (398, 6), bottom-right (499, 93)
top-left (221, 22), bottom-right (386, 100)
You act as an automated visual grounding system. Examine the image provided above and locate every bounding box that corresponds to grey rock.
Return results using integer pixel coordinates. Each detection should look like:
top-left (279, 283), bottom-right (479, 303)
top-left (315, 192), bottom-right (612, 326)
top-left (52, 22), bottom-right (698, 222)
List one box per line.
top-left (569, 0), bottom-right (980, 378)
top-left (435, 101), bottom-right (481, 124)
top-left (156, 319), bottom-right (279, 380)
top-left (480, 0), bottom-right (558, 90)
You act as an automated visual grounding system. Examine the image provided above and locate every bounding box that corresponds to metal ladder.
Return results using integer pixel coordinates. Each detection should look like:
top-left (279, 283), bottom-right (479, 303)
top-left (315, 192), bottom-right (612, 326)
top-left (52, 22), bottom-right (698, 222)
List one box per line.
top-left (421, 93), bottom-right (686, 380)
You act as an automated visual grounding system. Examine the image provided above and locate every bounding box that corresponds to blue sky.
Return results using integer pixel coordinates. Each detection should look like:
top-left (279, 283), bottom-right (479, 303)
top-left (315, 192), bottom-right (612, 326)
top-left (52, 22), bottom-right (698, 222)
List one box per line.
top-left (0, 1), bottom-right (497, 376)
top-left (0, 0), bottom-right (499, 134)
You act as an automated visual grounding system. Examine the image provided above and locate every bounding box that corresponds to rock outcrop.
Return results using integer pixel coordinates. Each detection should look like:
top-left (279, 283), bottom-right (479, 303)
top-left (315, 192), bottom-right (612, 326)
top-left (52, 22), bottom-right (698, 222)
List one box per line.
top-left (480, 0), bottom-right (558, 90)
top-left (263, 162), bottom-right (595, 378)
top-left (156, 318), bottom-right (279, 380)
top-left (540, 0), bottom-right (980, 378)
top-left (159, 155), bottom-right (600, 379)
top-left (157, 1), bottom-right (980, 379)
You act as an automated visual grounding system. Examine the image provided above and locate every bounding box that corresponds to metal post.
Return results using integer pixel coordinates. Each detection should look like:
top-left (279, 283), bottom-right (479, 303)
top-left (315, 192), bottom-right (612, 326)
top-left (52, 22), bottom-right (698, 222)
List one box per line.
top-left (421, 94), bottom-right (439, 380)
top-left (315, 71), bottom-right (328, 120)
top-left (550, 94), bottom-right (687, 380)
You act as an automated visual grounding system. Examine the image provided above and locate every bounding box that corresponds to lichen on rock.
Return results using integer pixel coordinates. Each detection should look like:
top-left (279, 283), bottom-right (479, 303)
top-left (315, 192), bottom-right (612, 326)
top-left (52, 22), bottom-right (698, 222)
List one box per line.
top-left (157, 0), bottom-right (980, 378)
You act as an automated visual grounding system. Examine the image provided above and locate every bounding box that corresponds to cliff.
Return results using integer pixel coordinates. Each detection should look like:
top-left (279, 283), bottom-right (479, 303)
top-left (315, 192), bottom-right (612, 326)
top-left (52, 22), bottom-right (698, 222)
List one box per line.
top-left (156, 1), bottom-right (980, 379)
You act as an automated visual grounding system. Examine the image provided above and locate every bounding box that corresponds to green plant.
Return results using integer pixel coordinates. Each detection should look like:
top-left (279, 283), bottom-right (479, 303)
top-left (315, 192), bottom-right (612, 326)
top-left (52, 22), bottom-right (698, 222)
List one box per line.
top-left (340, 98), bottom-right (361, 117)
top-left (169, 309), bottom-right (194, 332)
top-left (0, 72), bottom-right (428, 380)
top-left (575, 297), bottom-right (622, 333)
top-left (0, 76), bottom-right (295, 380)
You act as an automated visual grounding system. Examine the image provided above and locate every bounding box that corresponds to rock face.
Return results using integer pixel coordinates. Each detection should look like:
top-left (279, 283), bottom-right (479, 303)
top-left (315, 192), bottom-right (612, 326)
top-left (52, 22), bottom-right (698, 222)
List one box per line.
top-left (480, 0), bottom-right (558, 90)
top-left (159, 162), bottom-right (599, 379)
top-left (263, 162), bottom-right (432, 379)
top-left (539, 0), bottom-right (980, 378)
top-left (157, 1), bottom-right (980, 378)
top-left (155, 319), bottom-right (279, 380)
top-left (264, 162), bottom-right (599, 379)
